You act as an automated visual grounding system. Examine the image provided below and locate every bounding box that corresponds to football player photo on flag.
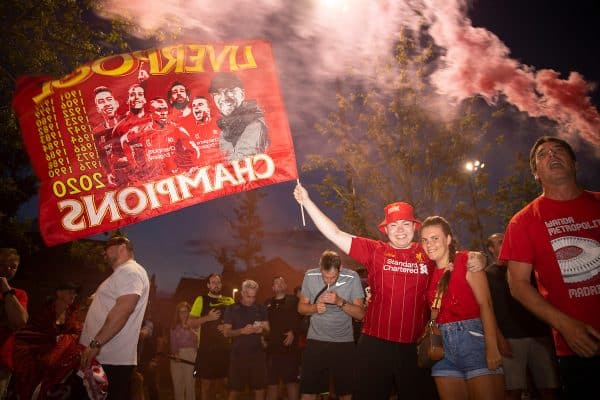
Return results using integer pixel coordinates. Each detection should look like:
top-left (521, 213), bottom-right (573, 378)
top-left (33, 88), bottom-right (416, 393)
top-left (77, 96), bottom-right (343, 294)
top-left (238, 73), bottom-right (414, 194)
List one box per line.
top-left (12, 40), bottom-right (298, 245)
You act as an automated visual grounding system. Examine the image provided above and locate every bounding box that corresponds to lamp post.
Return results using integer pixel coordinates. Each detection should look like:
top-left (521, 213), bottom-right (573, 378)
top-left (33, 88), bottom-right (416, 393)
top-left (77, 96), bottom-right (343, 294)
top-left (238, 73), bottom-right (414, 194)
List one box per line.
top-left (465, 160), bottom-right (486, 252)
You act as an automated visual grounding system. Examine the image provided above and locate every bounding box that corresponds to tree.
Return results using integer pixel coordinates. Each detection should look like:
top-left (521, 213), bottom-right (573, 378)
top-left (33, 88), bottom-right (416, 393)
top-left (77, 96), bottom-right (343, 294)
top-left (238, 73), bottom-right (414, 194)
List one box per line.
top-left (0, 0), bottom-right (126, 248)
top-left (214, 246), bottom-right (238, 288)
top-left (226, 190), bottom-right (267, 270)
top-left (304, 31), bottom-right (495, 245)
top-left (0, 0), bottom-right (165, 251)
top-left (490, 152), bottom-right (541, 230)
top-left (186, 191), bottom-right (268, 287)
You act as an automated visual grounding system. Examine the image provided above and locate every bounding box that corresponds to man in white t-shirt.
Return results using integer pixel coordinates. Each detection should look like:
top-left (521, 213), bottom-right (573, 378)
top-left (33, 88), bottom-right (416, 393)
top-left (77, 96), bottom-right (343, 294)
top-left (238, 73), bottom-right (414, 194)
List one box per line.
top-left (80, 236), bottom-right (150, 400)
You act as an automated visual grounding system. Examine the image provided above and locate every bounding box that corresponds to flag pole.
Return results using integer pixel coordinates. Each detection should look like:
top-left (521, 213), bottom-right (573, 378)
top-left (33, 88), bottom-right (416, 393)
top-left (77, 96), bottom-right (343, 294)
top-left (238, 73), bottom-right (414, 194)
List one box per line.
top-left (297, 178), bottom-right (306, 227)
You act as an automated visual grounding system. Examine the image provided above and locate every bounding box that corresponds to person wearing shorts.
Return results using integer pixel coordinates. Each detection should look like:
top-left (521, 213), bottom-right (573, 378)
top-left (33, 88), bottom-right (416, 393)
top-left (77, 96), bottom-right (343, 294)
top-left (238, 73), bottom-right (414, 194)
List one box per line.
top-left (432, 318), bottom-right (503, 381)
top-left (265, 277), bottom-right (300, 400)
top-left (188, 274), bottom-right (234, 400)
top-left (297, 250), bottom-right (364, 400)
top-left (421, 217), bottom-right (504, 400)
top-left (223, 280), bottom-right (269, 399)
top-left (502, 337), bottom-right (558, 396)
top-left (486, 233), bottom-right (559, 399)
top-left (293, 184), bottom-right (452, 400)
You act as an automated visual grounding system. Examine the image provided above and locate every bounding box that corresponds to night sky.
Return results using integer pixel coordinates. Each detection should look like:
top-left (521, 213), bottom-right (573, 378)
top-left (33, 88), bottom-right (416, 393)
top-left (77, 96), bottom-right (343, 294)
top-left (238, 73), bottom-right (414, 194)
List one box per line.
top-left (471, 0), bottom-right (599, 101)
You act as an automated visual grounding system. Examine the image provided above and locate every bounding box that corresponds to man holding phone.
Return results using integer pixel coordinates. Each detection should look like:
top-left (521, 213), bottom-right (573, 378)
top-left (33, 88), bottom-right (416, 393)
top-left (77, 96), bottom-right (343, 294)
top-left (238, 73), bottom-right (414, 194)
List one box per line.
top-left (297, 250), bottom-right (364, 400)
top-left (223, 280), bottom-right (269, 399)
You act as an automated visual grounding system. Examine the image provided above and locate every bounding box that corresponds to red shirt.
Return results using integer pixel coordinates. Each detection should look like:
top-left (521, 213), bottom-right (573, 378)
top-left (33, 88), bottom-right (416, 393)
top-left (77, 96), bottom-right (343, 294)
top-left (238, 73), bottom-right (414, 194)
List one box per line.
top-left (124, 121), bottom-right (194, 178)
top-left (0, 288), bottom-right (28, 370)
top-left (427, 251), bottom-right (480, 324)
top-left (500, 191), bottom-right (600, 356)
top-left (178, 115), bottom-right (222, 167)
top-left (349, 238), bottom-right (434, 343)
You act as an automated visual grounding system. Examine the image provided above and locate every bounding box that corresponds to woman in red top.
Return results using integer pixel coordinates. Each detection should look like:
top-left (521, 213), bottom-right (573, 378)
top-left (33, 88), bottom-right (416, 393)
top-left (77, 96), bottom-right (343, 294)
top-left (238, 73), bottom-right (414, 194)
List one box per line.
top-left (420, 216), bottom-right (504, 400)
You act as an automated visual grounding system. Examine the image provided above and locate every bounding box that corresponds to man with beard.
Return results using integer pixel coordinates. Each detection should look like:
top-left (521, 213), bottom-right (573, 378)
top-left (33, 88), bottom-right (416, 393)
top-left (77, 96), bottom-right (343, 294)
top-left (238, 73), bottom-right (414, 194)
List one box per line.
top-left (209, 72), bottom-right (269, 162)
top-left (121, 97), bottom-right (200, 180)
top-left (265, 277), bottom-right (300, 400)
top-left (167, 81), bottom-right (193, 120)
top-left (189, 274), bottom-right (235, 400)
top-left (80, 236), bottom-right (150, 400)
top-left (0, 248), bottom-right (28, 399)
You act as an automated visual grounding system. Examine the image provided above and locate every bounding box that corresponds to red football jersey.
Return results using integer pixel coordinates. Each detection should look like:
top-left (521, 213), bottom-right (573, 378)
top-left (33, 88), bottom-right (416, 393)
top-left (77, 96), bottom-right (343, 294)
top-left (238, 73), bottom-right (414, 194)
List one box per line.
top-left (123, 121), bottom-right (195, 179)
top-left (177, 114), bottom-right (222, 166)
top-left (350, 238), bottom-right (434, 343)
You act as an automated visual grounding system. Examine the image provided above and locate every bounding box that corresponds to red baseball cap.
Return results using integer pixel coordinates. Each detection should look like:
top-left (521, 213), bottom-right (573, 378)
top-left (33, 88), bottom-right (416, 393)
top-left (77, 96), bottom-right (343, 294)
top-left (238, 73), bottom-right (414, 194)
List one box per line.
top-left (378, 202), bottom-right (421, 233)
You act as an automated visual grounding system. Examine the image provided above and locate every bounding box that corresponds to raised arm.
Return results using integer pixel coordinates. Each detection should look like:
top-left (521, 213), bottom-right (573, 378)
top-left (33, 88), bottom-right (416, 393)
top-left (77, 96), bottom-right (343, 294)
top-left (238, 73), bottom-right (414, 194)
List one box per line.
top-left (293, 182), bottom-right (354, 254)
top-left (508, 260), bottom-right (600, 357)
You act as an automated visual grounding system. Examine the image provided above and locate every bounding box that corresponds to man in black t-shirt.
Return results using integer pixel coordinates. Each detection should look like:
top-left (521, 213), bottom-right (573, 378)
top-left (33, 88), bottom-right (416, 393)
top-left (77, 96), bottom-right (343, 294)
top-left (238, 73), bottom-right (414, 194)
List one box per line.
top-left (486, 233), bottom-right (559, 400)
top-left (265, 277), bottom-right (300, 400)
top-left (223, 280), bottom-right (269, 399)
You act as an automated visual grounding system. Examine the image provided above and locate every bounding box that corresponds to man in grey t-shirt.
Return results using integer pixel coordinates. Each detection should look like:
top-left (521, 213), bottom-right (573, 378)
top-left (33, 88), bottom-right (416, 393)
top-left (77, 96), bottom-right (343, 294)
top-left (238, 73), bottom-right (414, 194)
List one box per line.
top-left (297, 250), bottom-right (364, 400)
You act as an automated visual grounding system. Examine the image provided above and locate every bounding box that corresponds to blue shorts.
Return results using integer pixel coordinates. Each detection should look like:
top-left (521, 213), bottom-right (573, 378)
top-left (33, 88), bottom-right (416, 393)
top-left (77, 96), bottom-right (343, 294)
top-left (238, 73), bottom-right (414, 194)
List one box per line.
top-left (431, 318), bottom-right (503, 380)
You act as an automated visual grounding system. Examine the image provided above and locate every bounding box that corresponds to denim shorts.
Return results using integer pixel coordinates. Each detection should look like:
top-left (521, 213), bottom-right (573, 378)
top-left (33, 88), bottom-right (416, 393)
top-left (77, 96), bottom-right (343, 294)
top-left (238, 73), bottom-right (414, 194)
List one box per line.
top-left (431, 318), bottom-right (504, 380)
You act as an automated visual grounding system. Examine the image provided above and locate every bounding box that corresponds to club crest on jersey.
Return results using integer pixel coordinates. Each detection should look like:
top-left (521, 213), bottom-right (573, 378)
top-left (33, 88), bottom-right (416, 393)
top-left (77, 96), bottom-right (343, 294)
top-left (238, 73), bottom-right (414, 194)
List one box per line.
top-left (416, 252), bottom-right (424, 263)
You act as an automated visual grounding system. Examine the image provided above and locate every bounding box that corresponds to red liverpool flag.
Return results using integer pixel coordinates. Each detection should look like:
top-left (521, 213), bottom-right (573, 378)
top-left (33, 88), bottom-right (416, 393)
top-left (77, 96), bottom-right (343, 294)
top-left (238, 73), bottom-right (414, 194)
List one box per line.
top-left (12, 40), bottom-right (298, 246)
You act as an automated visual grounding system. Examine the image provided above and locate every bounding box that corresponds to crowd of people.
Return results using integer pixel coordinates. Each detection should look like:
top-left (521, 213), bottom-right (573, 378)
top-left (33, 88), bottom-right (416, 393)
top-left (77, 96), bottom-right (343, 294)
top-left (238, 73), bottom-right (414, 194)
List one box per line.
top-left (1, 135), bottom-right (598, 399)
top-left (290, 135), bottom-right (599, 400)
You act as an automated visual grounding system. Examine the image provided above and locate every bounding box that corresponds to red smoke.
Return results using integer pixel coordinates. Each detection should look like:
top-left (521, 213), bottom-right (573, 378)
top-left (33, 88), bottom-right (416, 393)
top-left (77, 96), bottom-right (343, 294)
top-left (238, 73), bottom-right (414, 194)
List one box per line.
top-left (425, 0), bottom-right (600, 145)
top-left (93, 0), bottom-right (600, 146)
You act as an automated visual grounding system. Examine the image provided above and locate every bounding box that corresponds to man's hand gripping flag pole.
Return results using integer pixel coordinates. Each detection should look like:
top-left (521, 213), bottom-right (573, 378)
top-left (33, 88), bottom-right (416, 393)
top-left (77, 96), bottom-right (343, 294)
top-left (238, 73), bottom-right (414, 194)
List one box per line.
top-left (297, 178), bottom-right (306, 227)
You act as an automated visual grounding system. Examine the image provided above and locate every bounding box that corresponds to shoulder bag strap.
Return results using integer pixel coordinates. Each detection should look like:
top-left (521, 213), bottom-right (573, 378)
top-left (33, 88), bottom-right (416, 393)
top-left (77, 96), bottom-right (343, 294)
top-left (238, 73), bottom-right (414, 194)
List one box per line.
top-left (430, 269), bottom-right (451, 321)
top-left (313, 285), bottom-right (328, 304)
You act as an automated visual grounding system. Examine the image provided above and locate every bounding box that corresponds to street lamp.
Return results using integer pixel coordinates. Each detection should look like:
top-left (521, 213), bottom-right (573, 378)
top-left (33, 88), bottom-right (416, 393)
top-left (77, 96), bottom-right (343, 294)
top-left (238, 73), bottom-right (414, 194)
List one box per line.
top-left (465, 160), bottom-right (485, 172)
top-left (464, 160), bottom-right (486, 252)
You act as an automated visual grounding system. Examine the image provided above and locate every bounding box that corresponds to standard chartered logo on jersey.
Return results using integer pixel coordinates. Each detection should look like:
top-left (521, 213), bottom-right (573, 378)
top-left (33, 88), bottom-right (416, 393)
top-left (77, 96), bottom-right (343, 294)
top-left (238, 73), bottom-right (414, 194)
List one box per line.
top-left (383, 258), bottom-right (428, 274)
